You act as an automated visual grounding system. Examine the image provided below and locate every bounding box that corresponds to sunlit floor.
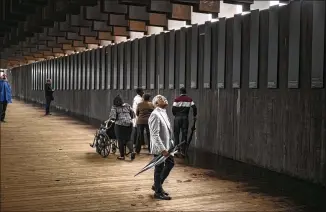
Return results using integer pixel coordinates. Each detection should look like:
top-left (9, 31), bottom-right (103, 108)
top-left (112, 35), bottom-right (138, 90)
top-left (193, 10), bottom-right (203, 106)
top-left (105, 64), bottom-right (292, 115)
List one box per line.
top-left (0, 100), bottom-right (311, 211)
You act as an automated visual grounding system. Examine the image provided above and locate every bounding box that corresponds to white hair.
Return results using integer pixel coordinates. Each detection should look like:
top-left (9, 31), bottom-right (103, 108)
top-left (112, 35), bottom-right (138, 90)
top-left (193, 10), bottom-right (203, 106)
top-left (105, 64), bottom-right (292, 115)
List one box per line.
top-left (152, 95), bottom-right (168, 106)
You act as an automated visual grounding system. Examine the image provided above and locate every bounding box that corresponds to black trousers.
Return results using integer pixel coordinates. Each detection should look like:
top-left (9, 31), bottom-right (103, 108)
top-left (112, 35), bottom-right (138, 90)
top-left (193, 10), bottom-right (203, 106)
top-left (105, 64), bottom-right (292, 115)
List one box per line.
top-left (132, 126), bottom-right (138, 145)
top-left (45, 96), bottom-right (52, 114)
top-left (0, 101), bottom-right (8, 121)
top-left (136, 124), bottom-right (150, 153)
top-left (114, 124), bottom-right (133, 157)
top-left (173, 116), bottom-right (189, 153)
top-left (154, 155), bottom-right (174, 193)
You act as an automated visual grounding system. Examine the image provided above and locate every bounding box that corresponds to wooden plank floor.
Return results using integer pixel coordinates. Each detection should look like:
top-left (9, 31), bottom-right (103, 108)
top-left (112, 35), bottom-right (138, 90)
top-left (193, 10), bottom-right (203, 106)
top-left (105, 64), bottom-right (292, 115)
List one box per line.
top-left (1, 101), bottom-right (307, 211)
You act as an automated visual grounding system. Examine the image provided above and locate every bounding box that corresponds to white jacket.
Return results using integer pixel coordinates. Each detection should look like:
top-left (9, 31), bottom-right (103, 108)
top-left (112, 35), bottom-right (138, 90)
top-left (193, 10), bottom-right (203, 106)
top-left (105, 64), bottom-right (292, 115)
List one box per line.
top-left (132, 94), bottom-right (143, 127)
top-left (148, 107), bottom-right (174, 155)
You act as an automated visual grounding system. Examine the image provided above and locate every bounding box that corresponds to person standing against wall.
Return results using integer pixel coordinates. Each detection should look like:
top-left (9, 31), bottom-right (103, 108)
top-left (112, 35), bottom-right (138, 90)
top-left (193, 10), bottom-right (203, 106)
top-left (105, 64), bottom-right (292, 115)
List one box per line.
top-left (135, 93), bottom-right (154, 154)
top-left (44, 79), bottom-right (54, 115)
top-left (0, 74), bottom-right (12, 123)
top-left (172, 88), bottom-right (197, 156)
top-left (132, 88), bottom-right (144, 147)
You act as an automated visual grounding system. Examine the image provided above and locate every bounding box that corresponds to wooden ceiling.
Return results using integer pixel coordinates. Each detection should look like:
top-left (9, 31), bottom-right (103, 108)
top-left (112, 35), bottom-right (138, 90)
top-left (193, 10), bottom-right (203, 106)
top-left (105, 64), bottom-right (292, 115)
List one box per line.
top-left (0, 0), bottom-right (284, 69)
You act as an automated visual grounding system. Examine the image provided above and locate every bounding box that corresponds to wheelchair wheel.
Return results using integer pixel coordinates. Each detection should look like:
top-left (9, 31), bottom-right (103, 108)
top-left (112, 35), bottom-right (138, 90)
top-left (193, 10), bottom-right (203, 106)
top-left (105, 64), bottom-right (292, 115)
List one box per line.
top-left (99, 145), bottom-right (110, 158)
top-left (93, 135), bottom-right (102, 154)
top-left (98, 135), bottom-right (111, 157)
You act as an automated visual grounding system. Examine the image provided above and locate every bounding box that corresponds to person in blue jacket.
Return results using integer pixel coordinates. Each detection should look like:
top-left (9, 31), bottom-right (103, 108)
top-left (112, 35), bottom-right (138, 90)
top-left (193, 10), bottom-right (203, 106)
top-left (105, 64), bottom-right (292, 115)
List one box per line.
top-left (0, 74), bottom-right (12, 122)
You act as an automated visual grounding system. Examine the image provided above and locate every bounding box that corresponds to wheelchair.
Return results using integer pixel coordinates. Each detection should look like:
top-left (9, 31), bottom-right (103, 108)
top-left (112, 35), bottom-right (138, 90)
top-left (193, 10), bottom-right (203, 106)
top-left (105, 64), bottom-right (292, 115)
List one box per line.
top-left (90, 119), bottom-right (119, 158)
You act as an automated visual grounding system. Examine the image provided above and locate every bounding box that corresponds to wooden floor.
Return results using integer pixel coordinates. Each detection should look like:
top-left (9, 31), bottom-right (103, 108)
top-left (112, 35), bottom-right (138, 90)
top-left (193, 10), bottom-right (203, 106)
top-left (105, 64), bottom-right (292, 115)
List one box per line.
top-left (0, 101), bottom-right (309, 211)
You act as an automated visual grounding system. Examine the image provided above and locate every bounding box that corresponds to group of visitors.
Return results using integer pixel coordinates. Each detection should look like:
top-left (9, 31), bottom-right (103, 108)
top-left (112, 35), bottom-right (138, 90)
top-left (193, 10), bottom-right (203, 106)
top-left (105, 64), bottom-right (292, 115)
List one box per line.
top-left (108, 87), bottom-right (197, 200)
top-left (3, 74), bottom-right (197, 200)
top-left (108, 87), bottom-right (197, 160)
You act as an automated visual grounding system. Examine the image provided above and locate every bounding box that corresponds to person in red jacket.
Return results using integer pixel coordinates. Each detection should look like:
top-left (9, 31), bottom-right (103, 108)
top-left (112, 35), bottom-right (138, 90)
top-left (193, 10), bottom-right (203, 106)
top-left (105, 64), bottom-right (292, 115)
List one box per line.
top-left (172, 88), bottom-right (197, 156)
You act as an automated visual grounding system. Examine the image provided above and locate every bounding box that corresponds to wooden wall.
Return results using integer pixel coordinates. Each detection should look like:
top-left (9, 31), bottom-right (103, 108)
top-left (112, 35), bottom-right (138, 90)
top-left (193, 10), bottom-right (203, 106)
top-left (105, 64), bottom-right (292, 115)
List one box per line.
top-left (9, 1), bottom-right (326, 186)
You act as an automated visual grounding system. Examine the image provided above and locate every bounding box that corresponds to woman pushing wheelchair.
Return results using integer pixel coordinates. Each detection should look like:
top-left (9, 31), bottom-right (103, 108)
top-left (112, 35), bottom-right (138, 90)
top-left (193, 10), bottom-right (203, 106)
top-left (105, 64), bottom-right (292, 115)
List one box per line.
top-left (108, 95), bottom-right (136, 161)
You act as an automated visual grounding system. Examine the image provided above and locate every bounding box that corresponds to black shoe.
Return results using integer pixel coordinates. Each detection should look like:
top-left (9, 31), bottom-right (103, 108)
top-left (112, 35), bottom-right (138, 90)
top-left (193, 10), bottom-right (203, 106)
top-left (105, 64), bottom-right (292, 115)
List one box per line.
top-left (154, 192), bottom-right (171, 200)
top-left (152, 185), bottom-right (169, 196)
top-left (131, 152), bottom-right (136, 160)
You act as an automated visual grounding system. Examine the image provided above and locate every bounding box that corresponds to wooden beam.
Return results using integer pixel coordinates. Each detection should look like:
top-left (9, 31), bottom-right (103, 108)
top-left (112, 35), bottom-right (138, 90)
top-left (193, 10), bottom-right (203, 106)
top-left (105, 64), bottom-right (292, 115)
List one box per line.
top-left (112, 26), bottom-right (129, 37)
top-left (193, 0), bottom-right (220, 14)
top-left (119, 0), bottom-right (150, 6)
top-left (62, 44), bottom-right (74, 51)
top-left (73, 40), bottom-right (87, 48)
top-left (84, 36), bottom-right (100, 44)
top-left (148, 0), bottom-right (172, 13)
top-left (52, 48), bottom-right (64, 53)
top-left (97, 32), bottom-right (114, 41)
top-left (66, 32), bottom-right (84, 41)
top-left (80, 27), bottom-right (97, 37)
top-left (84, 3), bottom-right (107, 21)
top-left (108, 14), bottom-right (129, 27)
top-left (69, 10), bottom-right (93, 27)
top-left (101, 0), bottom-right (128, 14)
top-left (169, 4), bottom-right (191, 23)
top-left (128, 5), bottom-right (150, 22)
top-left (92, 21), bottom-right (112, 32)
top-left (57, 37), bottom-right (73, 45)
top-left (128, 20), bottom-right (147, 32)
top-left (149, 13), bottom-right (168, 29)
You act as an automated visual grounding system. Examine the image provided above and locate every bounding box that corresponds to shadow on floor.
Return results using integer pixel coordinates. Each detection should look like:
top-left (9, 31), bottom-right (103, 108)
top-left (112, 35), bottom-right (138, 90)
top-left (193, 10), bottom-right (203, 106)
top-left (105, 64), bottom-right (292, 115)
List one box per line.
top-left (183, 147), bottom-right (326, 212)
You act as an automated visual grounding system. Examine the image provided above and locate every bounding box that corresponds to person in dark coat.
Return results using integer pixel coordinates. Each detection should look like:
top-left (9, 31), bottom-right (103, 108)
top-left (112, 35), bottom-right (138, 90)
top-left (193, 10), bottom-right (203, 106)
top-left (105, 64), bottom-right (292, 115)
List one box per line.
top-left (172, 87), bottom-right (197, 156)
top-left (44, 79), bottom-right (54, 115)
top-left (0, 74), bottom-right (12, 122)
top-left (108, 95), bottom-right (136, 160)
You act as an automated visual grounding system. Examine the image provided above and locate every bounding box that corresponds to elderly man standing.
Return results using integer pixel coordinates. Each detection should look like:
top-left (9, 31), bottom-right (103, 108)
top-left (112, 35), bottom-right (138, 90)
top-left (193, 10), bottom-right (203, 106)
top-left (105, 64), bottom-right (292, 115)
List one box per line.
top-left (148, 95), bottom-right (174, 200)
top-left (0, 74), bottom-right (12, 123)
top-left (44, 79), bottom-right (54, 115)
